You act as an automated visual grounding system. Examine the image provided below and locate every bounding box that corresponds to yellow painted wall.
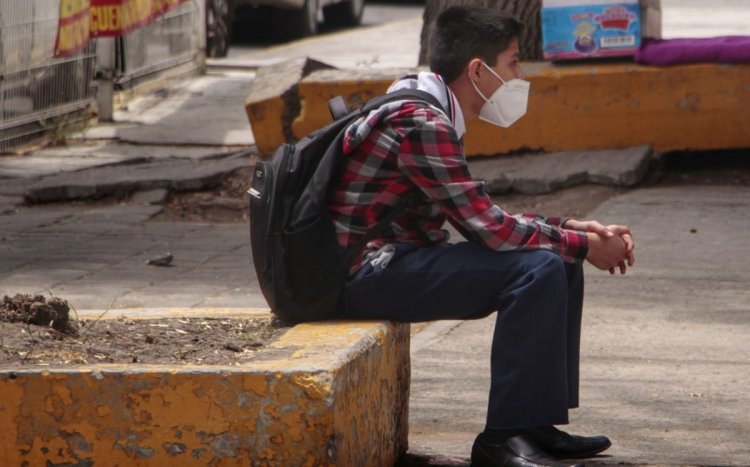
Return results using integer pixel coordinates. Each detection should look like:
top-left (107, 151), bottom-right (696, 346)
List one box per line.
top-left (247, 62), bottom-right (750, 157)
top-left (0, 321), bottom-right (410, 466)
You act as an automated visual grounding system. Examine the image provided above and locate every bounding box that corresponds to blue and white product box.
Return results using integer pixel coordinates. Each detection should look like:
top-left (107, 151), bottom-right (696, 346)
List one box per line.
top-left (541, 0), bottom-right (642, 60)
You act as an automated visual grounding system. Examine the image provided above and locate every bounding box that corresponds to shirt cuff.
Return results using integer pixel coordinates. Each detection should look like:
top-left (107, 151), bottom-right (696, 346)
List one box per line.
top-left (562, 229), bottom-right (589, 263)
top-left (547, 216), bottom-right (567, 227)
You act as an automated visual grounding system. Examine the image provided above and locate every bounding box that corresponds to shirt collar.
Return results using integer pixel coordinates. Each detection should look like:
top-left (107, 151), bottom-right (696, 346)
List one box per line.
top-left (387, 72), bottom-right (467, 140)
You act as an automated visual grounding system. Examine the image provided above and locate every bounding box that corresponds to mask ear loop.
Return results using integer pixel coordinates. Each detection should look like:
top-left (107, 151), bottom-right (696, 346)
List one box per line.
top-left (469, 60), bottom-right (492, 102)
top-left (481, 61), bottom-right (507, 85)
top-left (470, 78), bottom-right (491, 102)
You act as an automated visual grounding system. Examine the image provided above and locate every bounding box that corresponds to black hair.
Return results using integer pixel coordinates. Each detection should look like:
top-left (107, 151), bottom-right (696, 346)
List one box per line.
top-left (428, 6), bottom-right (524, 83)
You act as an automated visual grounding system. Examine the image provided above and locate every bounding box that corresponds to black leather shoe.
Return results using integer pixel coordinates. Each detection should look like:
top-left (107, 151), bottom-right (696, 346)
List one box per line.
top-left (471, 434), bottom-right (583, 467)
top-left (524, 426), bottom-right (611, 459)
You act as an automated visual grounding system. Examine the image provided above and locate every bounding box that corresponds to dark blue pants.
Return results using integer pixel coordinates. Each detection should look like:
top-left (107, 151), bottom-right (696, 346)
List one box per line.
top-left (342, 242), bottom-right (584, 429)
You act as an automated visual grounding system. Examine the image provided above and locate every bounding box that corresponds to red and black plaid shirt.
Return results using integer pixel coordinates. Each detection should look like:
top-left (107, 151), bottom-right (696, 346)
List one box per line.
top-left (329, 88), bottom-right (588, 275)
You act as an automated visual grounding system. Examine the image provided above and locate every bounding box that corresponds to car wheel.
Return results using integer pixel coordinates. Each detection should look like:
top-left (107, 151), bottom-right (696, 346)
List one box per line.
top-left (282, 0), bottom-right (319, 39)
top-left (323, 0), bottom-right (365, 27)
top-left (206, 0), bottom-right (233, 58)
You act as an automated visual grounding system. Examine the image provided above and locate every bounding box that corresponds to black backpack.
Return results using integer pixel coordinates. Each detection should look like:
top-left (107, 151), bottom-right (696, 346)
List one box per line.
top-left (248, 89), bottom-right (443, 325)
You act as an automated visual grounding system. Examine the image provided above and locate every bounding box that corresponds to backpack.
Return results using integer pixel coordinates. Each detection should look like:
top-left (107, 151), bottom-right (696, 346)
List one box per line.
top-left (248, 89), bottom-right (444, 325)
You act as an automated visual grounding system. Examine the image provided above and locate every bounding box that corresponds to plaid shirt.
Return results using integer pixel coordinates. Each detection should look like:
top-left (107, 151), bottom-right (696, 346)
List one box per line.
top-left (329, 76), bottom-right (588, 274)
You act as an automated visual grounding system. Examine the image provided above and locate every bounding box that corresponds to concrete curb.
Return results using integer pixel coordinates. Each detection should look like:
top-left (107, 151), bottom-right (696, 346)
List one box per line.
top-left (0, 195), bottom-right (22, 215)
top-left (0, 316), bottom-right (411, 465)
top-left (245, 61), bottom-right (750, 158)
top-left (244, 58), bottom-right (336, 156)
top-left (23, 151), bottom-right (253, 204)
top-left (469, 145), bottom-right (653, 195)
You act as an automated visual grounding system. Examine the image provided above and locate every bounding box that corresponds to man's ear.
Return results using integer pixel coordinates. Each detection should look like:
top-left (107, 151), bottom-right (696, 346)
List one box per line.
top-left (467, 58), bottom-right (484, 82)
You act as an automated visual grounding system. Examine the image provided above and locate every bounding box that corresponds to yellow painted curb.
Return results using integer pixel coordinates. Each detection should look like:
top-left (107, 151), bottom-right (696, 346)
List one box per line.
top-left (246, 62), bottom-right (750, 157)
top-left (0, 321), bottom-right (410, 466)
top-left (292, 69), bottom-right (400, 141)
top-left (461, 62), bottom-right (750, 156)
top-left (245, 95), bottom-right (287, 157)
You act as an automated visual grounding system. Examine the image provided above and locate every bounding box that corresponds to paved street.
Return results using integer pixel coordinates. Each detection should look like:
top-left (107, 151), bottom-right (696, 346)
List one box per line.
top-left (2, 2), bottom-right (750, 465)
top-left (0, 204), bottom-right (266, 311)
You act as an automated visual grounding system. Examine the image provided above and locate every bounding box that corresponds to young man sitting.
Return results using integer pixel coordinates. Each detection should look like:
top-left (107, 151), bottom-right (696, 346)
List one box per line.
top-left (328, 6), bottom-right (635, 466)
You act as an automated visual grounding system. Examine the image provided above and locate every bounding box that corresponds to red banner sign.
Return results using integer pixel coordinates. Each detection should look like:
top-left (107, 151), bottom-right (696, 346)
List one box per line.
top-left (56, 0), bottom-right (189, 57)
top-left (55, 0), bottom-right (92, 57)
top-left (90, 0), bottom-right (189, 36)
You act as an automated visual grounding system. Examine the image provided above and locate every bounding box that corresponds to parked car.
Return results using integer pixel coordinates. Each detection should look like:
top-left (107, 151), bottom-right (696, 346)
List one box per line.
top-left (206, 0), bottom-right (365, 58)
top-left (206, 0), bottom-right (233, 58)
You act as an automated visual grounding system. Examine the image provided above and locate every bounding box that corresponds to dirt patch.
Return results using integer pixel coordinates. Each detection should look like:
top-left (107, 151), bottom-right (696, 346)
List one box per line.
top-left (1, 294), bottom-right (285, 367)
top-left (156, 165), bottom-right (252, 223)
top-left (1, 294), bottom-right (78, 336)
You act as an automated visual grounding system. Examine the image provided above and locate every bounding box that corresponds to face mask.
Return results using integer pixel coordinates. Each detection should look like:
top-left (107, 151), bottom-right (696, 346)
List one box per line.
top-left (470, 62), bottom-right (530, 128)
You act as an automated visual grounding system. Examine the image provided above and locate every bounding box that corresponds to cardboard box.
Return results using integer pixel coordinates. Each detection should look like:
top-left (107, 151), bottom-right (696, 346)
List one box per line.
top-left (542, 0), bottom-right (642, 60)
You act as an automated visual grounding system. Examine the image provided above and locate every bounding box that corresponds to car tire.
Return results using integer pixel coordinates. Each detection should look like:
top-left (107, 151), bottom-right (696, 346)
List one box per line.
top-left (206, 0), bottom-right (233, 58)
top-left (281, 0), bottom-right (319, 39)
top-left (323, 0), bottom-right (365, 27)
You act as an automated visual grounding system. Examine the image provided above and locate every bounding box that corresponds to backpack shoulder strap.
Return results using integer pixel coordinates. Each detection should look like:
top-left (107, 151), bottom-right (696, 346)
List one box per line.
top-left (328, 96), bottom-right (350, 120)
top-left (362, 88), bottom-right (446, 116)
top-left (312, 89), bottom-right (446, 202)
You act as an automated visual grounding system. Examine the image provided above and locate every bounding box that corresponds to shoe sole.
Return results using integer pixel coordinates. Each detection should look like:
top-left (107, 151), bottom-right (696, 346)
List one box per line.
top-left (554, 439), bottom-right (612, 459)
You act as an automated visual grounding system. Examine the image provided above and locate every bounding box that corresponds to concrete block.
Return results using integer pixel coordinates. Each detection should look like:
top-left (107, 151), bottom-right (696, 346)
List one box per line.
top-left (586, 145), bottom-right (654, 187)
top-left (292, 68), bottom-right (413, 141)
top-left (470, 146), bottom-right (653, 195)
top-left (465, 63), bottom-right (750, 156)
top-left (245, 58), bottom-right (335, 156)
top-left (0, 320), bottom-right (410, 466)
top-left (251, 62), bottom-right (750, 158)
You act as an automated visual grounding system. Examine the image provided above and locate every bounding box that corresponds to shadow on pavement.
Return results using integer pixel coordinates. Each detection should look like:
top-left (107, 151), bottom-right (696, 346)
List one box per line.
top-left (396, 453), bottom-right (469, 466)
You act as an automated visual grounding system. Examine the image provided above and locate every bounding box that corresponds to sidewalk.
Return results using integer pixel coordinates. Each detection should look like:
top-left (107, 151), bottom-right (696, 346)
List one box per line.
top-left (0, 67), bottom-right (261, 310)
top-left (405, 185), bottom-right (750, 465)
top-left (2, 5), bottom-right (750, 465)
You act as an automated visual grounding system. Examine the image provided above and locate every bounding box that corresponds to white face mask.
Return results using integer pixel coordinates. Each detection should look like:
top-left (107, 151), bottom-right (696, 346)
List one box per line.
top-left (470, 62), bottom-right (530, 128)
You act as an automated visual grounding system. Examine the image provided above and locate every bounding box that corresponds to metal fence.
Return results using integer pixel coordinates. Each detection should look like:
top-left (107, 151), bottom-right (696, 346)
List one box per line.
top-left (0, 0), bottom-right (97, 152)
top-left (115, 0), bottom-right (203, 88)
top-left (0, 0), bottom-right (204, 151)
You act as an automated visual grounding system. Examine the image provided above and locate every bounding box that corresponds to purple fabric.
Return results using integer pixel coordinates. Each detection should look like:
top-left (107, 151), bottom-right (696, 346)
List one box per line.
top-left (635, 36), bottom-right (750, 66)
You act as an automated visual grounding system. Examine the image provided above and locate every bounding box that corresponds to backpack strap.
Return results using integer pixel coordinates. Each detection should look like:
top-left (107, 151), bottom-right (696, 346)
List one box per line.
top-left (314, 88), bottom-right (447, 207)
top-left (328, 96), bottom-right (350, 120)
top-left (362, 88), bottom-right (446, 116)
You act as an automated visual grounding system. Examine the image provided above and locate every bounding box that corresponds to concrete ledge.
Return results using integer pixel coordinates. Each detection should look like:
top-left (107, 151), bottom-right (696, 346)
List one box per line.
top-left (244, 58), bottom-right (336, 156)
top-left (469, 145), bottom-right (653, 195)
top-left (246, 61), bottom-right (750, 157)
top-left (0, 319), bottom-right (410, 465)
top-left (23, 151), bottom-right (253, 204)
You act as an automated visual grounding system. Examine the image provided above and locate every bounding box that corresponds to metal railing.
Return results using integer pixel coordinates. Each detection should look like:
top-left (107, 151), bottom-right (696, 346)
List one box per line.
top-left (0, 0), bottom-right (97, 152)
top-left (115, 0), bottom-right (203, 87)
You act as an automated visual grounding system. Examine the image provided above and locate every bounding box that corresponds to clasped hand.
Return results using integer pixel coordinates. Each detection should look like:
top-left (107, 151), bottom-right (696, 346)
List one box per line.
top-left (564, 219), bottom-right (635, 275)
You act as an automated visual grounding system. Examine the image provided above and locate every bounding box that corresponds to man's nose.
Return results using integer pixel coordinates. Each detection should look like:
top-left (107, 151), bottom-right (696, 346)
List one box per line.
top-left (516, 65), bottom-right (526, 80)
